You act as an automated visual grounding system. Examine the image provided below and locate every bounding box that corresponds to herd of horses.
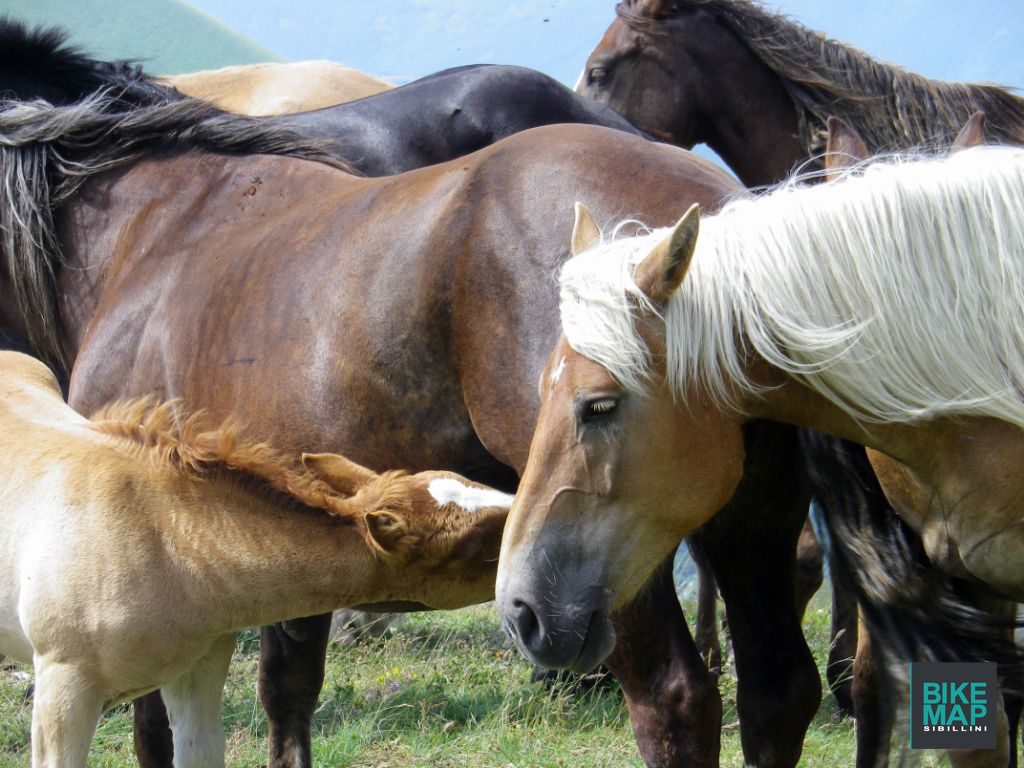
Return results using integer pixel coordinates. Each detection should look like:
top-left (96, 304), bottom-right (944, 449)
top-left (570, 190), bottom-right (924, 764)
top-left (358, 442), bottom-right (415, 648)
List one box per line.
top-left (1, 0), bottom-right (1022, 766)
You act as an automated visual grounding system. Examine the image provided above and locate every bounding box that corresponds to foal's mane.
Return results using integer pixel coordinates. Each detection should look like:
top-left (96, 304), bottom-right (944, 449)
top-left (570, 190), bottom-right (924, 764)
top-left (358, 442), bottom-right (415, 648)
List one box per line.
top-left (617, 0), bottom-right (1024, 156)
top-left (0, 26), bottom-right (355, 371)
top-left (91, 398), bottom-right (360, 522)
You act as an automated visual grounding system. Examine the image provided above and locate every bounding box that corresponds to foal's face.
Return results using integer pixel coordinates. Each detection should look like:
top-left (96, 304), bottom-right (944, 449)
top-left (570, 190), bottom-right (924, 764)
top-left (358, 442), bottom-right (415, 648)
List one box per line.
top-left (495, 336), bottom-right (744, 672)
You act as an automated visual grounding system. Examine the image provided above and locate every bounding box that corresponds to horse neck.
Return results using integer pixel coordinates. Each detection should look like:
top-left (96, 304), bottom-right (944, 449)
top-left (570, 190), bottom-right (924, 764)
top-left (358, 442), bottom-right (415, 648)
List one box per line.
top-left (675, 11), bottom-right (807, 186)
top-left (150, 468), bottom-right (388, 630)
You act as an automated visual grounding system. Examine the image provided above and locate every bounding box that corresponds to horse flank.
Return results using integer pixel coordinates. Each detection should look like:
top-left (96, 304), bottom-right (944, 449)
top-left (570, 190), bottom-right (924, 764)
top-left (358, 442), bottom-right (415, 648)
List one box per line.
top-left (0, 90), bottom-right (352, 369)
top-left (617, 0), bottom-right (1024, 156)
top-left (560, 146), bottom-right (1024, 428)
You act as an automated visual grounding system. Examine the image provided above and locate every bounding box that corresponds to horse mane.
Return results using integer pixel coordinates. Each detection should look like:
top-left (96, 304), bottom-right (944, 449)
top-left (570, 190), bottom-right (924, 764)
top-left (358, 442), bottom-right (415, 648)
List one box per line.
top-left (89, 397), bottom-right (403, 532)
top-left (0, 88), bottom-right (354, 370)
top-left (560, 145), bottom-right (1024, 428)
top-left (0, 17), bottom-right (180, 107)
top-left (616, 0), bottom-right (1024, 155)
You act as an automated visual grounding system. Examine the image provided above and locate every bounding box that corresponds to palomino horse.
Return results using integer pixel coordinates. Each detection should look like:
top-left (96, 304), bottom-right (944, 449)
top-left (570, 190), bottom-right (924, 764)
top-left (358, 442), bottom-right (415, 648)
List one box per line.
top-left (497, 145), bottom-right (1024, 766)
top-left (578, 0), bottom-right (1024, 721)
top-left (0, 350), bottom-right (510, 768)
top-left (161, 60), bottom-right (392, 115)
top-left (1, 28), bottom-right (823, 768)
top-left (0, 85), bottom-right (814, 768)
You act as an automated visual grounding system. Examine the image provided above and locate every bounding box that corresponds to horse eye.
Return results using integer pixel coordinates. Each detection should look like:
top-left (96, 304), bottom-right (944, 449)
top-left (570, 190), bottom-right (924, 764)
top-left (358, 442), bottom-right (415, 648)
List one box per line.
top-left (582, 397), bottom-right (619, 422)
top-left (588, 67), bottom-right (608, 85)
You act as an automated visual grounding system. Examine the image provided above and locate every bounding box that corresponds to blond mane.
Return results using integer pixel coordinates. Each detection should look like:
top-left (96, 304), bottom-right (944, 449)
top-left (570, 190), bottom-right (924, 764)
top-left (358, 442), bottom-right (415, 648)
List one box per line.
top-left (560, 146), bottom-right (1024, 427)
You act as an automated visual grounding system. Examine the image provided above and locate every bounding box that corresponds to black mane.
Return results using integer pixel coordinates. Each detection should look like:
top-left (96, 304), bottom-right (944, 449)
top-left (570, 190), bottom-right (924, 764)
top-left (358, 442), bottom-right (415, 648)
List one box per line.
top-left (0, 16), bottom-right (180, 107)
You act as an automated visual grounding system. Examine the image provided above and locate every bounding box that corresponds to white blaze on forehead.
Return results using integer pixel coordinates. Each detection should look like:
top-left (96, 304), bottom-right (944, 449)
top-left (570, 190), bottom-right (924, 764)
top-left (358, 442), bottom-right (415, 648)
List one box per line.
top-left (549, 356), bottom-right (566, 385)
top-left (428, 478), bottom-right (514, 512)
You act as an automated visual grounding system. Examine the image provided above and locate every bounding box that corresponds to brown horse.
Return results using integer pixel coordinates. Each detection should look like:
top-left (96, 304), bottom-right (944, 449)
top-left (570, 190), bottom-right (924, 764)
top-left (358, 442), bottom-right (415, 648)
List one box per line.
top-left (497, 143), bottom-right (1024, 767)
top-left (577, 0), bottom-right (1024, 187)
top-left (161, 61), bottom-right (392, 115)
top-left (0, 89), bottom-right (824, 768)
top-left (578, 0), bottom-right (1024, 725)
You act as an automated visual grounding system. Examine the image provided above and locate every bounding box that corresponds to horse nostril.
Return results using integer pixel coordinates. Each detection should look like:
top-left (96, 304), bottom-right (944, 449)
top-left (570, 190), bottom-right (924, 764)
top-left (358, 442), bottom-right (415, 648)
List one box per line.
top-left (509, 598), bottom-right (543, 651)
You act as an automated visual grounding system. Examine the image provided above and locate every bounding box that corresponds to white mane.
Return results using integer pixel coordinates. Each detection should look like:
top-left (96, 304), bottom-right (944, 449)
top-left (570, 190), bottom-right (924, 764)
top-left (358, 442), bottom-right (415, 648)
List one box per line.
top-left (559, 146), bottom-right (1024, 427)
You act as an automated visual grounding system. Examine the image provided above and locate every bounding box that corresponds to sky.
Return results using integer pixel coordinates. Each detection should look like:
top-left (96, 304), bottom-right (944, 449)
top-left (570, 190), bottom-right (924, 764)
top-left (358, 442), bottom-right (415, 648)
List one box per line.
top-left (186, 0), bottom-right (1024, 89)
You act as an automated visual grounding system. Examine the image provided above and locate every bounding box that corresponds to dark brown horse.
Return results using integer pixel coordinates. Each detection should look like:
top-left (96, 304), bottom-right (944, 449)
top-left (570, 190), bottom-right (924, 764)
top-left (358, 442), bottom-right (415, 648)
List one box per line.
top-left (0, 81), bottom-right (828, 768)
top-left (577, 0), bottom-right (1024, 187)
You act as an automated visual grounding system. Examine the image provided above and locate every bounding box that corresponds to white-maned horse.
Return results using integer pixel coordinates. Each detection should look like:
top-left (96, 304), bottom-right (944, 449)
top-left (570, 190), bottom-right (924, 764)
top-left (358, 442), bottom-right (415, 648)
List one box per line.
top-left (498, 145), bottom-right (1024, 766)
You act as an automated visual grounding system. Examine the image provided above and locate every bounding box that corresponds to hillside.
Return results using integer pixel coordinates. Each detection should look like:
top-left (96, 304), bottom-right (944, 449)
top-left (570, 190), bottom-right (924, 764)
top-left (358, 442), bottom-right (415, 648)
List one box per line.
top-left (0, 0), bottom-right (282, 75)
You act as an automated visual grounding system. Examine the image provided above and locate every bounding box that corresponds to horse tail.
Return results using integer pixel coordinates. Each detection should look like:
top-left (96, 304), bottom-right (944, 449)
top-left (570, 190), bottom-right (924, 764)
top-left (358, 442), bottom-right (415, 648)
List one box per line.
top-left (802, 433), bottom-right (1021, 720)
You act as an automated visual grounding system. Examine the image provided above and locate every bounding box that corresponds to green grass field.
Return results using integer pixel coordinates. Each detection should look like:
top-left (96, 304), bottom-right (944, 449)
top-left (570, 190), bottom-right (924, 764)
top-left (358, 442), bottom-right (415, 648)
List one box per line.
top-left (0, 585), bottom-right (949, 767)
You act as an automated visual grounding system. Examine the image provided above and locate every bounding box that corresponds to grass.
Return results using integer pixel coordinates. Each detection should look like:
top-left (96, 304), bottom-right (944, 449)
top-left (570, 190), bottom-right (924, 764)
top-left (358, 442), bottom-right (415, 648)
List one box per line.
top-left (0, 583), bottom-right (946, 767)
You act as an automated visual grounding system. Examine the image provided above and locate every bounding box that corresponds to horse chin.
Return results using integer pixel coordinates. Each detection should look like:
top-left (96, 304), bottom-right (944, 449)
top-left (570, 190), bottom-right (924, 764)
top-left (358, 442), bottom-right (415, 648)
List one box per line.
top-left (567, 610), bottom-right (617, 673)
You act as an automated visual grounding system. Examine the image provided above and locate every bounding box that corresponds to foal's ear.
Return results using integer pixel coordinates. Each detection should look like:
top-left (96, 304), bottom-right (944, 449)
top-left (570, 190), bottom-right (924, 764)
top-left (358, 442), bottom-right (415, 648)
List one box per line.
top-left (302, 453), bottom-right (377, 496)
top-left (825, 116), bottom-right (869, 180)
top-left (364, 510), bottom-right (419, 558)
top-left (952, 112), bottom-right (987, 152)
top-left (571, 202), bottom-right (601, 256)
top-left (634, 203), bottom-right (699, 306)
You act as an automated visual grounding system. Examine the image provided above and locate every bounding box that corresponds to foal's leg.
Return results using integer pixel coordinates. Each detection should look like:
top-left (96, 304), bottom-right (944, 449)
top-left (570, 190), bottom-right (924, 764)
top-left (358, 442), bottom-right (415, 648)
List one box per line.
top-left (259, 613), bottom-right (333, 768)
top-left (699, 422), bottom-right (820, 768)
top-left (161, 633), bottom-right (236, 768)
top-left (607, 554), bottom-right (722, 768)
top-left (31, 661), bottom-right (103, 768)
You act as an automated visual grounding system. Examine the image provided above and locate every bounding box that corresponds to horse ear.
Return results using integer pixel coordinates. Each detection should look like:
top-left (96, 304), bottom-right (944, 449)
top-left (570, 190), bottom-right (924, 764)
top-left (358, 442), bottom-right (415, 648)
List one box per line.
top-left (951, 112), bottom-right (986, 152)
top-left (634, 203), bottom-right (699, 306)
top-left (571, 202), bottom-right (601, 256)
top-left (364, 510), bottom-right (419, 557)
top-left (825, 116), bottom-right (869, 180)
top-left (302, 452), bottom-right (377, 496)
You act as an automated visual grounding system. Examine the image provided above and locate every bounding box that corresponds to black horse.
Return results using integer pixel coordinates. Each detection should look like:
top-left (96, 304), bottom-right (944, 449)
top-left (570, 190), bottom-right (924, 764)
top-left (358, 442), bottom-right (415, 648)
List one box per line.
top-left (277, 63), bottom-right (647, 174)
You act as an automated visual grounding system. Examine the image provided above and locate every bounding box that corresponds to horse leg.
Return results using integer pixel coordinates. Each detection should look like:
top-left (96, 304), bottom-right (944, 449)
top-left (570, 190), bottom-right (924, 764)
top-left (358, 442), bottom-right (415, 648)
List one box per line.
top-left (607, 553), bottom-right (721, 768)
top-left (161, 633), bottom-right (236, 768)
top-left (133, 693), bottom-right (175, 768)
top-left (699, 421), bottom-right (820, 768)
top-left (259, 613), bottom-right (333, 768)
top-left (851, 614), bottom-right (891, 768)
top-left (825, 555), bottom-right (858, 716)
top-left (688, 538), bottom-right (722, 673)
top-left (31, 661), bottom-right (103, 768)
top-left (794, 519), bottom-right (824, 621)
top-left (948, 691), bottom-right (1010, 768)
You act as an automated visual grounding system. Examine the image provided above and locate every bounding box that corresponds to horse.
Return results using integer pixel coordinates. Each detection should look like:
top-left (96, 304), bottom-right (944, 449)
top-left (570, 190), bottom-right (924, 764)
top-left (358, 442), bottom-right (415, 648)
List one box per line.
top-left (0, 86), bottom-right (806, 768)
top-left (496, 144), bottom-right (1024, 767)
top-left (577, 0), bottom-right (1024, 722)
top-left (576, 0), bottom-right (1024, 187)
top-left (275, 64), bottom-right (647, 175)
top-left (0, 350), bottom-right (511, 768)
top-left (160, 60), bottom-right (393, 115)
top-left (1, 28), bottom-right (824, 768)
